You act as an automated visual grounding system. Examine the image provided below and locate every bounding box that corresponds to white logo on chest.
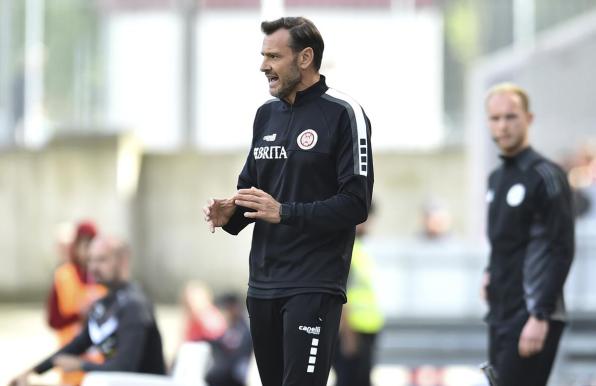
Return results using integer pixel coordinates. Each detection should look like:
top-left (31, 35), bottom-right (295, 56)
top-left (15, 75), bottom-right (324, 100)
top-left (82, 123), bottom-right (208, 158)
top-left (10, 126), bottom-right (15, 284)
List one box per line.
top-left (89, 316), bottom-right (119, 344)
top-left (297, 129), bottom-right (318, 150)
top-left (506, 183), bottom-right (526, 207)
top-left (253, 146), bottom-right (287, 160)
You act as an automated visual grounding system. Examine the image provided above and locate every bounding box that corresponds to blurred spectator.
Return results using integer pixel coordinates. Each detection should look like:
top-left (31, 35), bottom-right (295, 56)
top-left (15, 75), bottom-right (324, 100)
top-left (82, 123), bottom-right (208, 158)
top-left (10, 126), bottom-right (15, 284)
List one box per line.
top-left (567, 143), bottom-right (596, 221)
top-left (9, 235), bottom-right (166, 386)
top-left (205, 293), bottom-right (253, 386)
top-left (181, 280), bottom-right (227, 343)
top-left (419, 198), bottom-right (453, 241)
top-left (390, 197), bottom-right (471, 319)
top-left (53, 221), bottom-right (75, 263)
top-left (334, 205), bottom-right (384, 386)
top-left (46, 220), bottom-right (107, 385)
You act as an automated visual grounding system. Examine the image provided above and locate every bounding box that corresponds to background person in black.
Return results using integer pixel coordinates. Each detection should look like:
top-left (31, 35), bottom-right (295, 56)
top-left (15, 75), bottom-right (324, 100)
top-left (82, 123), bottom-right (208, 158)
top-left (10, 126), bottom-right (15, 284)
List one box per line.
top-left (482, 83), bottom-right (574, 386)
top-left (9, 236), bottom-right (166, 386)
top-left (205, 293), bottom-right (253, 386)
top-left (203, 16), bottom-right (373, 386)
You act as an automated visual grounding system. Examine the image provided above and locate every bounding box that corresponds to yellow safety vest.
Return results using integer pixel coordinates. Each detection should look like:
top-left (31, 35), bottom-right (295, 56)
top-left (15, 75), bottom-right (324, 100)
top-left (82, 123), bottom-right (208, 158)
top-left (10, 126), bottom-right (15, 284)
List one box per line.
top-left (346, 239), bottom-right (384, 333)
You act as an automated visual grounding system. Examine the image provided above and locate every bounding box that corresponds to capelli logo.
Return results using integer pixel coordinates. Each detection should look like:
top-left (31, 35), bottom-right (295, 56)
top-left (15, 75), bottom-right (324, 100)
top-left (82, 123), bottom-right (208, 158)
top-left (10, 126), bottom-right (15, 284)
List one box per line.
top-left (298, 325), bottom-right (321, 335)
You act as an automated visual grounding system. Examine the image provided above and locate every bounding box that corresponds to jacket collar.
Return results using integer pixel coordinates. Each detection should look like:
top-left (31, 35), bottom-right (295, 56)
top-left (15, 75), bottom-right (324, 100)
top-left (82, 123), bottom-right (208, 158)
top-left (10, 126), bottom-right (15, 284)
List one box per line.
top-left (499, 146), bottom-right (540, 171)
top-left (282, 75), bottom-right (328, 107)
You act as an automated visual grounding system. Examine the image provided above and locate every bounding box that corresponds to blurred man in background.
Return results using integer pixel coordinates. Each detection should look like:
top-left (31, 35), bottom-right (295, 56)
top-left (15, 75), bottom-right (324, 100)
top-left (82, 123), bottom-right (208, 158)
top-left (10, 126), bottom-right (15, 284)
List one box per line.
top-left (9, 235), bottom-right (165, 386)
top-left (46, 220), bottom-right (107, 385)
top-left (483, 83), bottom-right (574, 386)
top-left (203, 16), bottom-right (373, 386)
top-left (205, 293), bottom-right (253, 386)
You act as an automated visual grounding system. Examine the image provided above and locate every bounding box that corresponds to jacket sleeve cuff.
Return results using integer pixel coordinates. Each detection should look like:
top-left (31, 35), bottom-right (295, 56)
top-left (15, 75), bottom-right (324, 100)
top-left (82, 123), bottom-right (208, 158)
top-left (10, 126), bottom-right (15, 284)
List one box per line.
top-left (222, 206), bottom-right (253, 235)
top-left (531, 310), bottom-right (550, 321)
top-left (33, 357), bottom-right (54, 374)
top-left (279, 203), bottom-right (294, 225)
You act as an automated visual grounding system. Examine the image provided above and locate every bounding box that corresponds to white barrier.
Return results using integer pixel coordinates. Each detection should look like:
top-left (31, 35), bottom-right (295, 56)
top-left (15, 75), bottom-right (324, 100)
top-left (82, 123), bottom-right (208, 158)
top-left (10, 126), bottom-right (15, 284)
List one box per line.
top-left (82, 342), bottom-right (210, 386)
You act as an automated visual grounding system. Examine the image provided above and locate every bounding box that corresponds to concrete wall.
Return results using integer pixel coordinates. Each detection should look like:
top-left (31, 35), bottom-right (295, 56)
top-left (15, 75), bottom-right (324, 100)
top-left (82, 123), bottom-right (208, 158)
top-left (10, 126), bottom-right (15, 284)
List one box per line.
top-left (132, 151), bottom-right (254, 301)
top-left (0, 137), bottom-right (468, 302)
top-left (0, 133), bottom-right (137, 300)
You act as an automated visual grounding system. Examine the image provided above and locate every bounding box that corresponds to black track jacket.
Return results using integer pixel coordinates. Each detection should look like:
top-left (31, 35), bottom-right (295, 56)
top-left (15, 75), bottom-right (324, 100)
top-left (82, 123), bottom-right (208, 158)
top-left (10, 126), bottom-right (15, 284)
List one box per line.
top-left (223, 76), bottom-right (374, 300)
top-left (486, 147), bottom-right (574, 324)
top-left (34, 283), bottom-right (166, 375)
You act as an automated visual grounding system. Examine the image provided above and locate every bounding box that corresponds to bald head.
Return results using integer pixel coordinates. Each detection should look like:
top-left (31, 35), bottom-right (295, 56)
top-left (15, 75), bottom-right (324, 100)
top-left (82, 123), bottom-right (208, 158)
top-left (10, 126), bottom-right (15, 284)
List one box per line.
top-left (485, 82), bottom-right (533, 156)
top-left (485, 82), bottom-right (530, 113)
top-left (88, 235), bottom-right (131, 287)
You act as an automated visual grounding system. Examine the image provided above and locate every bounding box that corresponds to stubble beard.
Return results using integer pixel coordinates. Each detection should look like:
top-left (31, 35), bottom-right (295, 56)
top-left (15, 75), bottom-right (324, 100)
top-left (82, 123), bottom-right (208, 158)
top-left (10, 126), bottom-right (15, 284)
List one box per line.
top-left (498, 135), bottom-right (526, 156)
top-left (271, 60), bottom-right (301, 101)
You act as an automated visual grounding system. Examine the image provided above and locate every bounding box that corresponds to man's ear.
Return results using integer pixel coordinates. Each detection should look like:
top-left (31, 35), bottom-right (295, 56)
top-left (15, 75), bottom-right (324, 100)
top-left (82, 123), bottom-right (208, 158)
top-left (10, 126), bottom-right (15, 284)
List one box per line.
top-left (298, 47), bottom-right (314, 70)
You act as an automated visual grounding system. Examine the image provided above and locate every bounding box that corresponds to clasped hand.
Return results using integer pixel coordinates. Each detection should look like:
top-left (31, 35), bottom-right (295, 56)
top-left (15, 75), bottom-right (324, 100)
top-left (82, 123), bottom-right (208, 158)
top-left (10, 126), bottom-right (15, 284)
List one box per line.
top-left (234, 187), bottom-right (281, 224)
top-left (203, 187), bottom-right (281, 233)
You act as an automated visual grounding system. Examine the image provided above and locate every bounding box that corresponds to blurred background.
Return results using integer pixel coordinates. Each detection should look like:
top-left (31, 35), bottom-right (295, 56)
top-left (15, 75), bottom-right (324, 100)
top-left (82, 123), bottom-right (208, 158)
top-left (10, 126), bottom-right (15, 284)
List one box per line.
top-left (1, 0), bottom-right (596, 385)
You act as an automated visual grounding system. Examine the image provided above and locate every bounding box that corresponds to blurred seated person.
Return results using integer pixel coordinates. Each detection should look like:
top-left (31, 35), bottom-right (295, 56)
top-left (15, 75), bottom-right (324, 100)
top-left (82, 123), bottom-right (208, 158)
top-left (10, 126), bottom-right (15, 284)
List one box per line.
top-left (181, 281), bottom-right (227, 342)
top-left (205, 293), bottom-right (253, 386)
top-left (566, 144), bottom-right (596, 220)
top-left (46, 220), bottom-right (107, 385)
top-left (10, 235), bottom-right (165, 386)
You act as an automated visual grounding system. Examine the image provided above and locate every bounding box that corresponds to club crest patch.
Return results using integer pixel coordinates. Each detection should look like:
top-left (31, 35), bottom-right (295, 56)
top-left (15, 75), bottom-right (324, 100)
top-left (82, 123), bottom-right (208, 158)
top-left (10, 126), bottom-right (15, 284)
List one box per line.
top-left (506, 183), bottom-right (526, 207)
top-left (297, 129), bottom-right (318, 150)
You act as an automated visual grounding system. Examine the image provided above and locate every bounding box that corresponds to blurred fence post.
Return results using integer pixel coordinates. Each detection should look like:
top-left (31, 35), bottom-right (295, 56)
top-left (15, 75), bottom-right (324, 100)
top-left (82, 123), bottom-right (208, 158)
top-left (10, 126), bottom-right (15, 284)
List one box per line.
top-left (0, 0), bottom-right (15, 146)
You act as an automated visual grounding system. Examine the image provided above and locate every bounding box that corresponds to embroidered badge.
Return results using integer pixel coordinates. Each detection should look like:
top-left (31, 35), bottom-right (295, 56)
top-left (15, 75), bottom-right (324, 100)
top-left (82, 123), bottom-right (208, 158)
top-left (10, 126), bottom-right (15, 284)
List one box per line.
top-left (506, 183), bottom-right (526, 207)
top-left (297, 129), bottom-right (318, 150)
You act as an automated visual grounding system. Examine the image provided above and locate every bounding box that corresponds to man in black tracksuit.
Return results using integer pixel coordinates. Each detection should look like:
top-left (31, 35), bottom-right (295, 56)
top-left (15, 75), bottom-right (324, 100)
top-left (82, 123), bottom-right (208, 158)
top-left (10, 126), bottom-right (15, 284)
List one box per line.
top-left (483, 83), bottom-right (574, 386)
top-left (9, 236), bottom-right (165, 386)
top-left (203, 17), bottom-right (373, 386)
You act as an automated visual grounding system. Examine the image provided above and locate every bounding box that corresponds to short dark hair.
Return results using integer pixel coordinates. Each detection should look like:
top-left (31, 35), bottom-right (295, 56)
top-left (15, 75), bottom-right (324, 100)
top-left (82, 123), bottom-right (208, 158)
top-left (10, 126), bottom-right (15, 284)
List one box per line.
top-left (261, 17), bottom-right (324, 71)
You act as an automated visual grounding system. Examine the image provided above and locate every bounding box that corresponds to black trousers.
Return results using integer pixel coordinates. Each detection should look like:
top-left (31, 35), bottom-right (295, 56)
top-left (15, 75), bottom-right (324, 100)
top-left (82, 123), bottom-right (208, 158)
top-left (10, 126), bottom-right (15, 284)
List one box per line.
top-left (334, 332), bottom-right (378, 386)
top-left (489, 318), bottom-right (565, 386)
top-left (246, 293), bottom-right (343, 386)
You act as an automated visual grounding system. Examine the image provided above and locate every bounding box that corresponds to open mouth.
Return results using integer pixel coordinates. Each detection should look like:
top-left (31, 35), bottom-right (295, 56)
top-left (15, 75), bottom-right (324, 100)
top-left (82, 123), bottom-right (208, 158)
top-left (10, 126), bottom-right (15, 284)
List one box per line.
top-left (267, 75), bottom-right (279, 86)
